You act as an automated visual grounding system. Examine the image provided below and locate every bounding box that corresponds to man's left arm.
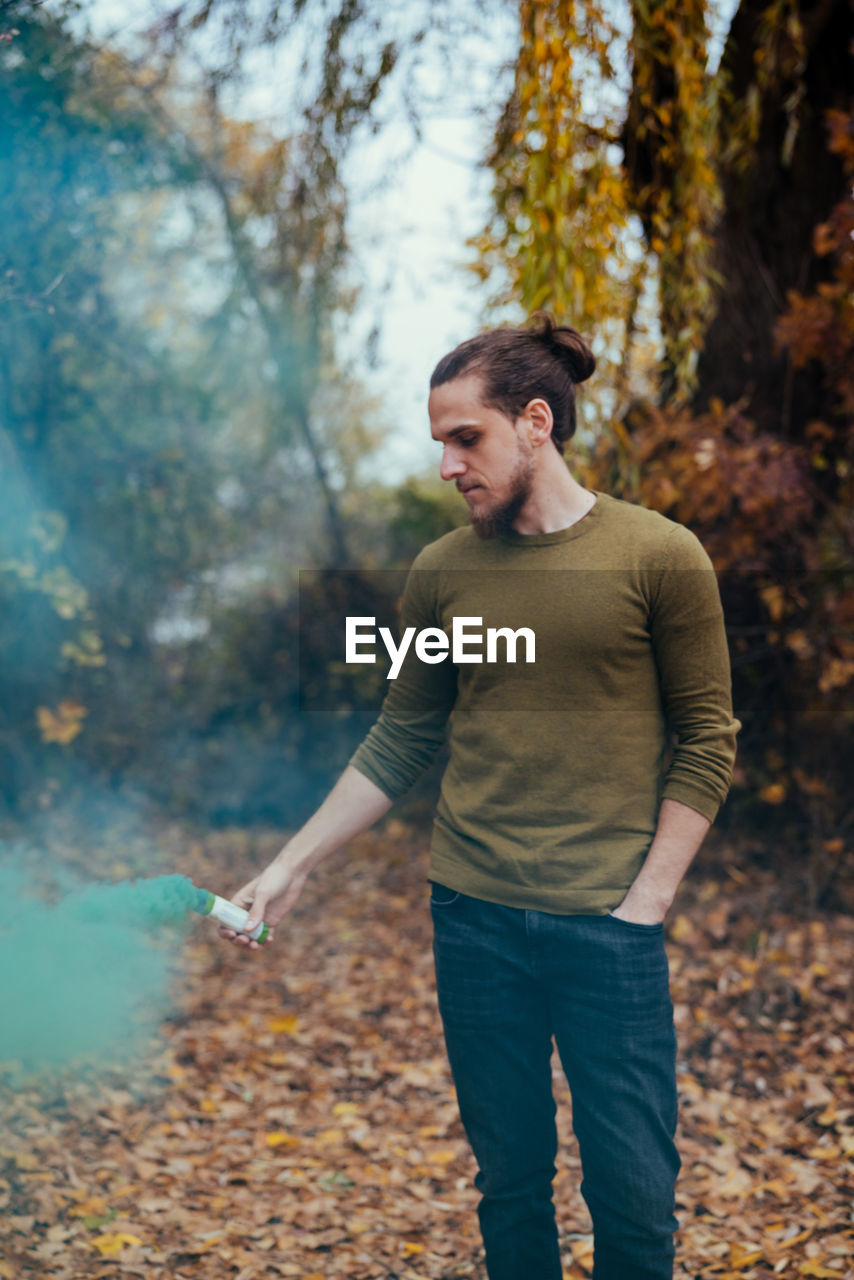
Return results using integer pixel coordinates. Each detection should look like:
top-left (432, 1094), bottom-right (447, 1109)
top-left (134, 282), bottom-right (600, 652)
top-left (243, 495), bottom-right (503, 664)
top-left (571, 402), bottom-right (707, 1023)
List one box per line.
top-left (613, 524), bottom-right (741, 926)
top-left (610, 798), bottom-right (711, 924)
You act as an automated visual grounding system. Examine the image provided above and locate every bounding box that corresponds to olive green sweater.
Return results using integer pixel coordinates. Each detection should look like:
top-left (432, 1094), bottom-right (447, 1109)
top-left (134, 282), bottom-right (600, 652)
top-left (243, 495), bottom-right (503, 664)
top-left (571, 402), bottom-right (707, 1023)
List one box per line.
top-left (349, 491), bottom-right (740, 914)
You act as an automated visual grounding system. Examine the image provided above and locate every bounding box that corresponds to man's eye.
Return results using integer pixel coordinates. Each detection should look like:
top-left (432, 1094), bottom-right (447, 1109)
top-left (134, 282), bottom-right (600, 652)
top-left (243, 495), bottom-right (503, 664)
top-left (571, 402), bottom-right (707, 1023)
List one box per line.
top-left (459, 435), bottom-right (477, 447)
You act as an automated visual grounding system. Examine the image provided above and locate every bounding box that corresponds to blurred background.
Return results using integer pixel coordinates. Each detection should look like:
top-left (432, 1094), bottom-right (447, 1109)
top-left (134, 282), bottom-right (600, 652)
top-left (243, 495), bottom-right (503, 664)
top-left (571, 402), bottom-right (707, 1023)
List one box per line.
top-left (1, 0), bottom-right (851, 903)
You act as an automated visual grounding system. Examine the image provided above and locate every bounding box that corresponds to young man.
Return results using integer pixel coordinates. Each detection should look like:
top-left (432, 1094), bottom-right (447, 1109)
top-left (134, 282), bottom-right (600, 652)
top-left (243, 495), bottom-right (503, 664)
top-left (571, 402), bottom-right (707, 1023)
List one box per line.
top-left (222, 315), bottom-right (740, 1280)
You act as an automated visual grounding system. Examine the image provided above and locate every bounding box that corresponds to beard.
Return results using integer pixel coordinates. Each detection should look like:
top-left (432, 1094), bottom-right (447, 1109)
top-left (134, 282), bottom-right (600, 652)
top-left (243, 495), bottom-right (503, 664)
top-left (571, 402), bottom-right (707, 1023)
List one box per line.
top-left (469, 447), bottom-right (535, 540)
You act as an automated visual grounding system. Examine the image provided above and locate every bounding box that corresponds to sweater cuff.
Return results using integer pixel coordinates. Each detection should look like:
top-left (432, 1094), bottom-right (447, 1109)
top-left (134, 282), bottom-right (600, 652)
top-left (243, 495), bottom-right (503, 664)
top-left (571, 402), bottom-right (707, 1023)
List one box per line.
top-left (348, 749), bottom-right (407, 803)
top-left (659, 780), bottom-right (722, 825)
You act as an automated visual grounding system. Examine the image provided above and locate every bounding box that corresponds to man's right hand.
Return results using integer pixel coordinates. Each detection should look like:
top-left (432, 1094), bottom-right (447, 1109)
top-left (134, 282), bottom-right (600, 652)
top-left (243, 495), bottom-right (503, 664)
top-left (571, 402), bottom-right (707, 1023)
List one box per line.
top-left (219, 849), bottom-right (308, 950)
top-left (215, 766), bottom-right (394, 951)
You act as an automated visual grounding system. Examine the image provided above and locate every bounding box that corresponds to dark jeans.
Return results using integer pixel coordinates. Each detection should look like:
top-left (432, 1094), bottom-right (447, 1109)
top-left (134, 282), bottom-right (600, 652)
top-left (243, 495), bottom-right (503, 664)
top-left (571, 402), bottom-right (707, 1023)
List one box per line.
top-left (430, 883), bottom-right (680, 1280)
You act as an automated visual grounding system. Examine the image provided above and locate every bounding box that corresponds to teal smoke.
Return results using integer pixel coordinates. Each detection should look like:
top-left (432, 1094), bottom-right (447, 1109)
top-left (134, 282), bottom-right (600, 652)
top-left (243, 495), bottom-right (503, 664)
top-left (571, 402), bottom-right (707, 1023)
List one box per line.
top-left (0, 867), bottom-right (203, 1072)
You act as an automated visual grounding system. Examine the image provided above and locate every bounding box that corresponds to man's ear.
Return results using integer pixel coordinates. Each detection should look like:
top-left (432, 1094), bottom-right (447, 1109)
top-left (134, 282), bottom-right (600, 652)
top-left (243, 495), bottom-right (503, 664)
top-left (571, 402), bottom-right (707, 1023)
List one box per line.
top-left (522, 397), bottom-right (554, 447)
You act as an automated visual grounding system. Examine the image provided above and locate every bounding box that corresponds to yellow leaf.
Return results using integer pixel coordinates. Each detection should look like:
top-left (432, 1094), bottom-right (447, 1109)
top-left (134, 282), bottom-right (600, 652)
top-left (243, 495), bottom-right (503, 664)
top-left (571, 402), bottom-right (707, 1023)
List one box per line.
top-left (799, 1264), bottom-right (842, 1278)
top-left (36, 701), bottom-right (87, 745)
top-left (760, 583), bottom-right (786, 622)
top-left (265, 1132), bottom-right (300, 1148)
top-left (755, 1178), bottom-right (789, 1198)
top-left (759, 783), bottom-right (787, 805)
top-left (268, 1015), bottom-right (299, 1034)
top-left (427, 1148), bottom-right (458, 1165)
top-left (729, 1243), bottom-right (763, 1267)
top-left (818, 655), bottom-right (854, 693)
top-left (806, 1144), bottom-right (840, 1161)
top-left (90, 1233), bottom-right (143, 1257)
top-left (0, 1146), bottom-right (38, 1170)
top-left (570, 1236), bottom-right (595, 1265)
top-left (331, 1102), bottom-right (359, 1117)
top-left (68, 1196), bottom-right (109, 1218)
top-left (316, 1127), bottom-right (344, 1146)
top-left (785, 629), bottom-right (814, 658)
top-left (773, 1226), bottom-right (813, 1246)
top-left (669, 914), bottom-right (696, 943)
top-left (402, 1242), bottom-right (424, 1256)
top-left (110, 1183), bottom-right (139, 1199)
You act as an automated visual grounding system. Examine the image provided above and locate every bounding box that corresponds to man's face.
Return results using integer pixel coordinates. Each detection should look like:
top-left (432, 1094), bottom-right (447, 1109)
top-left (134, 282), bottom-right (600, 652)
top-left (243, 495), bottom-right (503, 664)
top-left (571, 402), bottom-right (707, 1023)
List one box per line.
top-left (428, 374), bottom-right (534, 539)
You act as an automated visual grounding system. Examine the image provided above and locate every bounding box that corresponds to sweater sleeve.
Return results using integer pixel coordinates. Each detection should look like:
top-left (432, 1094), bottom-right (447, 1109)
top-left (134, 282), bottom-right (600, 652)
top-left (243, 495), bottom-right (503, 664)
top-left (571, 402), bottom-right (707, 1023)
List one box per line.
top-left (650, 524), bottom-right (741, 823)
top-left (348, 562), bottom-right (457, 801)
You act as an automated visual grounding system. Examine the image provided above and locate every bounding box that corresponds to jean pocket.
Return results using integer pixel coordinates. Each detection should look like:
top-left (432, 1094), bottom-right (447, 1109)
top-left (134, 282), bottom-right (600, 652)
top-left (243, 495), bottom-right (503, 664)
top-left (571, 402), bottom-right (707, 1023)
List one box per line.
top-left (429, 881), bottom-right (461, 907)
top-left (607, 911), bottom-right (664, 932)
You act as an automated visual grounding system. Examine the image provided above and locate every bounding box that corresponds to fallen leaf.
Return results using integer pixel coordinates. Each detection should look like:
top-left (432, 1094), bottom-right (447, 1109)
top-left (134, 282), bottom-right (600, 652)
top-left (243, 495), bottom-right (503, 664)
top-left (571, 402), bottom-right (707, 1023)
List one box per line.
top-left (268, 1015), bottom-right (299, 1033)
top-left (90, 1231), bottom-right (143, 1256)
top-left (266, 1131), bottom-right (300, 1147)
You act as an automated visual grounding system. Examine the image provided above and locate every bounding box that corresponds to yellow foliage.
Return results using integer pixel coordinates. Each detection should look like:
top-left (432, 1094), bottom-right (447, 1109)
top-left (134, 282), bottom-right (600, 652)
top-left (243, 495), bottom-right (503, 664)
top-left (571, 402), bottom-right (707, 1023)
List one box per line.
top-left (36, 700), bottom-right (88, 745)
top-left (474, 0), bottom-right (719, 401)
top-left (472, 0), bottom-right (719, 406)
top-left (60, 627), bottom-right (106, 668)
top-left (474, 0), bottom-right (631, 345)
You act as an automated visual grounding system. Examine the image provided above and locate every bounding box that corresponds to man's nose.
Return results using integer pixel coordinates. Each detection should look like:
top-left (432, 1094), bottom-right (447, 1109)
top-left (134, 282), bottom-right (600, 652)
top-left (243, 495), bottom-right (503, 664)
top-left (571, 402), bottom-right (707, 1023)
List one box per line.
top-left (440, 446), bottom-right (465, 482)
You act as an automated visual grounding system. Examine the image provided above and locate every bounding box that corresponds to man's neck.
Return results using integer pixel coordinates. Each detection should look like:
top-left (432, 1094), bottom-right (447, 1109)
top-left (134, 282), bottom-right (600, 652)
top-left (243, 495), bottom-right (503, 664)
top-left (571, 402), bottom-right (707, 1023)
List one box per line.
top-left (512, 463), bottom-right (595, 536)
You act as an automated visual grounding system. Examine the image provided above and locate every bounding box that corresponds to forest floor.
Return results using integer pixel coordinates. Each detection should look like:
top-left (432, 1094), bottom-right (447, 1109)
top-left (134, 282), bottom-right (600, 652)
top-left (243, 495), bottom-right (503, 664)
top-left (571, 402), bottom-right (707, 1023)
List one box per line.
top-left (0, 818), bottom-right (852, 1280)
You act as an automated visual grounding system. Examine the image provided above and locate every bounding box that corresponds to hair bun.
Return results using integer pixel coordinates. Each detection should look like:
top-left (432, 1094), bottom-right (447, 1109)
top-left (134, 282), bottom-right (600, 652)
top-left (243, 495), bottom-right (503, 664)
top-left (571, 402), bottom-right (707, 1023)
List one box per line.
top-left (528, 310), bottom-right (596, 384)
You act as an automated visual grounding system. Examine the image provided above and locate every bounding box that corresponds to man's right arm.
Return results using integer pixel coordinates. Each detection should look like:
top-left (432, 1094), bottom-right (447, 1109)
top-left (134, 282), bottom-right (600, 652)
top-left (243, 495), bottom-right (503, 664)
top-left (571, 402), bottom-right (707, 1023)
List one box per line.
top-left (222, 562), bottom-right (456, 948)
top-left (221, 765), bottom-right (394, 948)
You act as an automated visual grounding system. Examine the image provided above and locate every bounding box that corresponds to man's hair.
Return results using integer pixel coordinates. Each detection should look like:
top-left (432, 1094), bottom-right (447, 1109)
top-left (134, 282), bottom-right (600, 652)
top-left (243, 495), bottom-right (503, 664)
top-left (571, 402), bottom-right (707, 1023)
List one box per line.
top-left (429, 312), bottom-right (596, 454)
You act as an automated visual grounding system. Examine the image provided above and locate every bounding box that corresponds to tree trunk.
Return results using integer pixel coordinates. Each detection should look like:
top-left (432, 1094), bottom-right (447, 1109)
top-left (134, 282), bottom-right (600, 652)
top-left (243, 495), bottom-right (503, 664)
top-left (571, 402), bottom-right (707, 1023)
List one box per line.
top-left (694, 0), bottom-right (851, 436)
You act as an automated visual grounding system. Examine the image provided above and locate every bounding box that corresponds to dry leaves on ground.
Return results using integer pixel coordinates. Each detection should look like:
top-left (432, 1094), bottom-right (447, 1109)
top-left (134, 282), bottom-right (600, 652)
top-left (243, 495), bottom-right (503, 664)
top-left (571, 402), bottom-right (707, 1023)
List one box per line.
top-left (0, 823), bottom-right (851, 1279)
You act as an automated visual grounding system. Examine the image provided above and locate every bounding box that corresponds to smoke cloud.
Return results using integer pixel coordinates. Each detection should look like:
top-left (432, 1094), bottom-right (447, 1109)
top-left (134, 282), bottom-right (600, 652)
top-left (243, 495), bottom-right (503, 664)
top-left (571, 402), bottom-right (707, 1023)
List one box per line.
top-left (0, 859), bottom-right (201, 1076)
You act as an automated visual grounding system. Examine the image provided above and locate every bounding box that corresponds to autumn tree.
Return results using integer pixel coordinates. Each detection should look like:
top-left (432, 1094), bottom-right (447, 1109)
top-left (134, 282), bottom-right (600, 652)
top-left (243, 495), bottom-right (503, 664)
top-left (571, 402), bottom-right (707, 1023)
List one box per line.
top-left (477, 0), bottom-right (853, 885)
top-left (0, 1), bottom-right (390, 815)
top-left (0, 3), bottom-right (213, 803)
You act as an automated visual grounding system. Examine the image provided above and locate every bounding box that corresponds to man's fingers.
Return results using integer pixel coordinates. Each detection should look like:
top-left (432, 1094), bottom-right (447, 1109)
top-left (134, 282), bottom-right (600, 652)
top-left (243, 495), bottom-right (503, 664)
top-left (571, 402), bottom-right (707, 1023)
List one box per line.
top-left (221, 929), bottom-right (251, 947)
top-left (247, 928), bottom-right (274, 950)
top-left (244, 898), bottom-right (267, 933)
top-left (217, 913), bottom-right (275, 948)
top-left (231, 884), bottom-right (258, 911)
top-left (216, 863), bottom-right (300, 947)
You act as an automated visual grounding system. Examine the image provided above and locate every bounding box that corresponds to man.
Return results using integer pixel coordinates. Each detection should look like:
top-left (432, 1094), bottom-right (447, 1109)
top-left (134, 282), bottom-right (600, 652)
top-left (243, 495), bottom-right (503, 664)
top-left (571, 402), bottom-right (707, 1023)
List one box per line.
top-left (222, 314), bottom-right (740, 1280)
